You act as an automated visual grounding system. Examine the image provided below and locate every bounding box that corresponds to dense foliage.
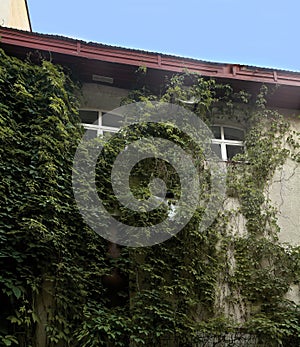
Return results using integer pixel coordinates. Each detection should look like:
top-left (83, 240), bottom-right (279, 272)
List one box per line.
top-left (0, 49), bottom-right (116, 346)
top-left (1, 50), bottom-right (300, 347)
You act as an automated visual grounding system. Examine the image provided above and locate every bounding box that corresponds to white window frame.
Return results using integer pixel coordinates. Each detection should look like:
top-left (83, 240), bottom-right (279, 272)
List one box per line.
top-left (211, 125), bottom-right (244, 161)
top-left (79, 108), bottom-right (120, 137)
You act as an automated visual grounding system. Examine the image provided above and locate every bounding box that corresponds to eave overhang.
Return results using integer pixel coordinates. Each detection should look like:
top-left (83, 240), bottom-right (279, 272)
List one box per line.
top-left (1, 27), bottom-right (300, 110)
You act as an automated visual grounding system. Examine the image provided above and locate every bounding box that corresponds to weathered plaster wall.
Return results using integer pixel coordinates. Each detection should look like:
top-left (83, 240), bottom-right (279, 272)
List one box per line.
top-left (78, 83), bottom-right (128, 111)
top-left (268, 110), bottom-right (300, 304)
top-left (269, 110), bottom-right (300, 246)
top-left (0, 0), bottom-right (30, 31)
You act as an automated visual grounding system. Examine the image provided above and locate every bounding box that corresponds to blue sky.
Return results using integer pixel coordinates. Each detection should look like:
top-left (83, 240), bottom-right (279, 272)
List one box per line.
top-left (27, 0), bottom-right (300, 72)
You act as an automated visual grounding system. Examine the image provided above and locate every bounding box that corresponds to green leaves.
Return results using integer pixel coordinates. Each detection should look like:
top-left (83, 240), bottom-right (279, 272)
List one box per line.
top-left (0, 48), bottom-right (95, 346)
top-left (0, 49), bottom-right (299, 346)
top-left (0, 335), bottom-right (18, 346)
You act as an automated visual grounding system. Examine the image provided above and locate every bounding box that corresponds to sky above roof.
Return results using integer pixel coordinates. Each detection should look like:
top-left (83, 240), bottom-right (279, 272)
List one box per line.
top-left (27, 0), bottom-right (300, 72)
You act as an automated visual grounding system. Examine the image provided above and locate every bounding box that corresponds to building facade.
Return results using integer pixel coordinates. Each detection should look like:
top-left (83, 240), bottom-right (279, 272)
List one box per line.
top-left (1, 25), bottom-right (300, 346)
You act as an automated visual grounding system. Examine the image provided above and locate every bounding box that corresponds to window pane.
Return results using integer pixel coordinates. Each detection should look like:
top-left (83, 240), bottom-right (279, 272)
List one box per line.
top-left (211, 143), bottom-right (222, 159)
top-left (103, 131), bottom-right (114, 138)
top-left (85, 129), bottom-right (98, 140)
top-left (224, 127), bottom-right (244, 141)
top-left (211, 126), bottom-right (221, 139)
top-left (102, 113), bottom-right (123, 127)
top-left (226, 145), bottom-right (244, 160)
top-left (79, 110), bottom-right (98, 124)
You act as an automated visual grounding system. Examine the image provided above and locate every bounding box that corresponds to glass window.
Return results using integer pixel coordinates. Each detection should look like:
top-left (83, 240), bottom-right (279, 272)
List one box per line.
top-left (79, 109), bottom-right (121, 138)
top-left (211, 126), bottom-right (221, 139)
top-left (85, 129), bottom-right (98, 140)
top-left (211, 143), bottom-right (222, 159)
top-left (226, 145), bottom-right (244, 160)
top-left (79, 110), bottom-right (99, 124)
top-left (103, 131), bottom-right (115, 138)
top-left (102, 113), bottom-right (123, 127)
top-left (224, 127), bottom-right (244, 141)
top-left (211, 125), bottom-right (244, 161)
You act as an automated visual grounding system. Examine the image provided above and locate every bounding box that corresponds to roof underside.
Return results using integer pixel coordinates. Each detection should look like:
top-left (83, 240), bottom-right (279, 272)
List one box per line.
top-left (1, 27), bottom-right (300, 110)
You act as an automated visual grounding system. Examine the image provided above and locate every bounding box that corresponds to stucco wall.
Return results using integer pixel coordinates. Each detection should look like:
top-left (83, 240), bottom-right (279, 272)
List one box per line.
top-left (269, 110), bottom-right (300, 246)
top-left (0, 0), bottom-right (30, 31)
top-left (78, 83), bottom-right (128, 111)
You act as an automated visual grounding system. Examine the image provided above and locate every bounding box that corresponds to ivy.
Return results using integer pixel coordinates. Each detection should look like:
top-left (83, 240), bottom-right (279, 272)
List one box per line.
top-left (1, 48), bottom-right (300, 347)
top-left (0, 49), bottom-right (116, 346)
top-left (120, 71), bottom-right (300, 346)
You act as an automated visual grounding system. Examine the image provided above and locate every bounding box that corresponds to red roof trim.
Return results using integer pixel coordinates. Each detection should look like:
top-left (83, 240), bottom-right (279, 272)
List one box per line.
top-left (1, 27), bottom-right (300, 87)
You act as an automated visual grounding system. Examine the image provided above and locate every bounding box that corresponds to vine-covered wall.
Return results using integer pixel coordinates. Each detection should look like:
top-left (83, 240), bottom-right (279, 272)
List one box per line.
top-left (1, 49), bottom-right (300, 347)
top-left (117, 72), bottom-right (300, 346)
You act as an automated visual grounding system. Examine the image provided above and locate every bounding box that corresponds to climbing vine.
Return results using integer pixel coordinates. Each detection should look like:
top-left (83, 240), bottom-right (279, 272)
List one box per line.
top-left (119, 70), bottom-right (300, 346)
top-left (0, 49), bottom-right (115, 346)
top-left (0, 48), bottom-right (300, 347)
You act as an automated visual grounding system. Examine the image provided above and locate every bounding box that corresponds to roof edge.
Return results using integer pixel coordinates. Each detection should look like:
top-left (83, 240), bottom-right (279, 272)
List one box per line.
top-left (1, 26), bottom-right (300, 87)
